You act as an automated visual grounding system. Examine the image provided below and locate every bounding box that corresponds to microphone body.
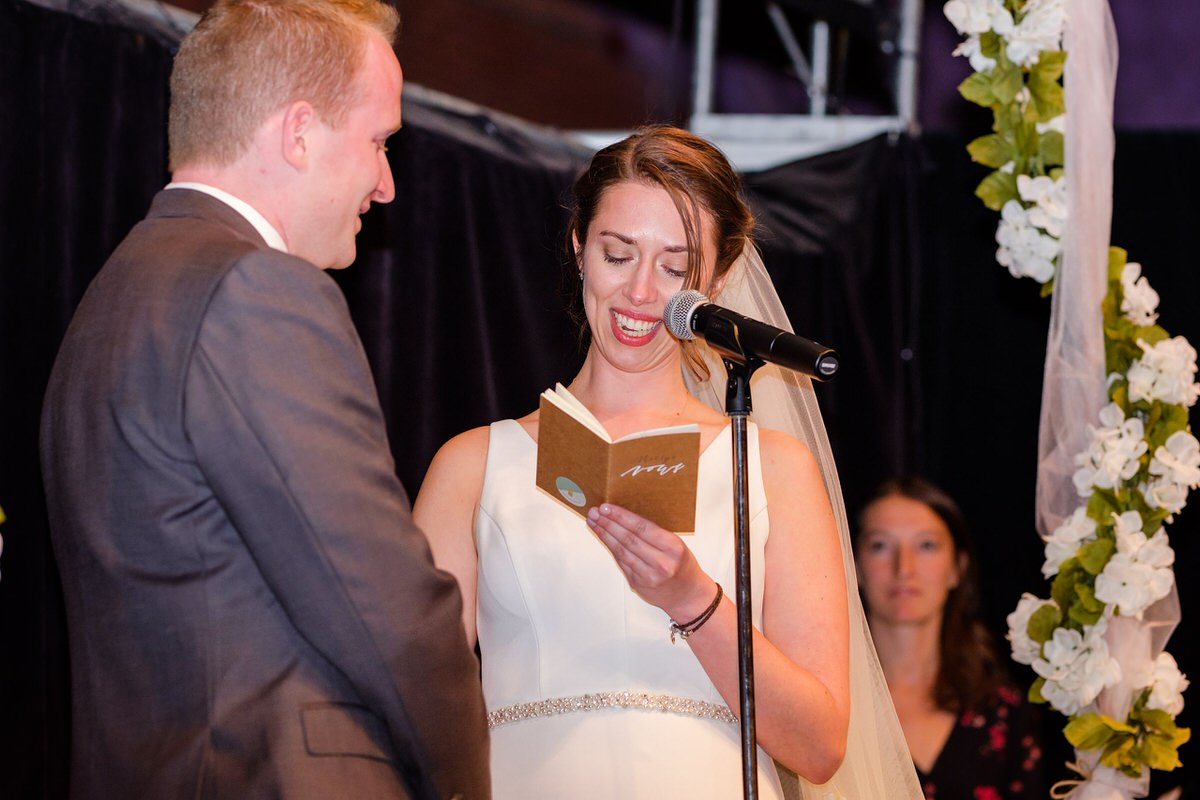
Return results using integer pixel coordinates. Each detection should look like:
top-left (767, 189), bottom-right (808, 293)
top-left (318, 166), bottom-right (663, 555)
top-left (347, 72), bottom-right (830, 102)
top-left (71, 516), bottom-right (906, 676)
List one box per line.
top-left (663, 290), bottom-right (839, 380)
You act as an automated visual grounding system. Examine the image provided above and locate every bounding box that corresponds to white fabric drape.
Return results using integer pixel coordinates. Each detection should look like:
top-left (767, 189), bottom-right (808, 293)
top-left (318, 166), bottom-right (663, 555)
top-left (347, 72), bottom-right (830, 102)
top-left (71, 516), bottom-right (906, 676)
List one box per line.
top-left (684, 246), bottom-right (924, 800)
top-left (1040, 4), bottom-right (1180, 798)
top-left (1034, 0), bottom-right (1116, 541)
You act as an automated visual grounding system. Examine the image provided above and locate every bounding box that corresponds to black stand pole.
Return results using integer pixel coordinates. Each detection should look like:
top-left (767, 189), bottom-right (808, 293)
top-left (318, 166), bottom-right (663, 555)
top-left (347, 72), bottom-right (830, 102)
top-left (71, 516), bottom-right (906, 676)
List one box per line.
top-left (679, 292), bottom-right (839, 798)
top-left (721, 355), bottom-right (763, 800)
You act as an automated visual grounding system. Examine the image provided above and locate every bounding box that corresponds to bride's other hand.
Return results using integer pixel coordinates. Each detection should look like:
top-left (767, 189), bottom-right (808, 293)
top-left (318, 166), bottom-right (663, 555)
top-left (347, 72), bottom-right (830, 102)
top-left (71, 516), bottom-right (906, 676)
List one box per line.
top-left (585, 503), bottom-right (716, 623)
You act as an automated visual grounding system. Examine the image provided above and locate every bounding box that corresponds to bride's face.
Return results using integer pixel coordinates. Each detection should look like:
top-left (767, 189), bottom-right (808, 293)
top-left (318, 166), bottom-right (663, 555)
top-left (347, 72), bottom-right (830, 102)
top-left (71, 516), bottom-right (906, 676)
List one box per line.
top-left (574, 180), bottom-right (717, 374)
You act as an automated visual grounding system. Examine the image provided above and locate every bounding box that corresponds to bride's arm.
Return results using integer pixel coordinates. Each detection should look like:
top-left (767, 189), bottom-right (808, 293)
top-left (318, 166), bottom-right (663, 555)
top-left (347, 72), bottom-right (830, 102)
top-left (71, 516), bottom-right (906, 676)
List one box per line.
top-left (751, 428), bottom-right (849, 777)
top-left (412, 426), bottom-right (490, 649)
top-left (586, 428), bottom-right (849, 782)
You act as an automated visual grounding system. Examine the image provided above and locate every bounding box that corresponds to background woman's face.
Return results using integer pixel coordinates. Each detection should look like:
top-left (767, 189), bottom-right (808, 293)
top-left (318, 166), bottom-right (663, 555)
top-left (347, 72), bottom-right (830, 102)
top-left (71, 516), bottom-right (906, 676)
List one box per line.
top-left (856, 494), bottom-right (962, 628)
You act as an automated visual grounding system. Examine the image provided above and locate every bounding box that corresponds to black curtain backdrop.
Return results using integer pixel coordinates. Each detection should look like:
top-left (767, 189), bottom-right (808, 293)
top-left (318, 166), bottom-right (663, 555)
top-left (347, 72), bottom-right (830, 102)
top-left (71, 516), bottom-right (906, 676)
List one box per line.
top-left (2, 0), bottom-right (1197, 797)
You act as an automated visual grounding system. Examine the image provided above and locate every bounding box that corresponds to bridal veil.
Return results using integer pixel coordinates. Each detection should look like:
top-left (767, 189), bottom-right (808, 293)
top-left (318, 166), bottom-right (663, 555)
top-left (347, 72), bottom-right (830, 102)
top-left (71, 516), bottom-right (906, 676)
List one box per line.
top-left (683, 244), bottom-right (924, 800)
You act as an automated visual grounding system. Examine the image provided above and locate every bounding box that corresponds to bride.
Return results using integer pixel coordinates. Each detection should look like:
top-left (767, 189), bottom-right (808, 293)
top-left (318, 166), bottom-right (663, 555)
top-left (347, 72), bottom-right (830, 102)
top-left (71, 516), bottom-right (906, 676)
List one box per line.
top-left (414, 125), bottom-right (922, 799)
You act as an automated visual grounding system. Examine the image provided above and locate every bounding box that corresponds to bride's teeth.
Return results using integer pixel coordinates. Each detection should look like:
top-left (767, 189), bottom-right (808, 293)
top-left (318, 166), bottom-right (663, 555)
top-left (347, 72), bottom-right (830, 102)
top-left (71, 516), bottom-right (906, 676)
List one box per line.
top-left (614, 312), bottom-right (660, 335)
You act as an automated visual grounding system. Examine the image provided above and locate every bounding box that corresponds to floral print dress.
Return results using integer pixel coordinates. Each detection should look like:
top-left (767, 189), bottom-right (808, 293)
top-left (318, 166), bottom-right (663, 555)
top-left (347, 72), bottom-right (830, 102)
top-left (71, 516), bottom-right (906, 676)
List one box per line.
top-left (916, 686), bottom-right (1045, 800)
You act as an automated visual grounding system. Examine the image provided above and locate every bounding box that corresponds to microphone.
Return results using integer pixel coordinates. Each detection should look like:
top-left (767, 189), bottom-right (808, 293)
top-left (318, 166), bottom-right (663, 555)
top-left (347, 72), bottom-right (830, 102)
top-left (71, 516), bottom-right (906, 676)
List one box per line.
top-left (663, 290), bottom-right (839, 381)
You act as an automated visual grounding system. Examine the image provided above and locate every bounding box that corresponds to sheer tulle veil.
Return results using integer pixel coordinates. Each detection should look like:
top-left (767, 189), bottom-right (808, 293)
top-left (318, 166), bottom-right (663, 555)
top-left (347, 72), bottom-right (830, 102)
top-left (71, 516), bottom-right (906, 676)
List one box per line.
top-left (682, 244), bottom-right (924, 800)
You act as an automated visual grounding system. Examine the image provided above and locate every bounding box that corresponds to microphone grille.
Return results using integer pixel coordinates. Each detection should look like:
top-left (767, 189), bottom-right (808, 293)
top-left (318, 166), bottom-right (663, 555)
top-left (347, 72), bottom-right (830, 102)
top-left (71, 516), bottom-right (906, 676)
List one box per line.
top-left (663, 290), bottom-right (708, 341)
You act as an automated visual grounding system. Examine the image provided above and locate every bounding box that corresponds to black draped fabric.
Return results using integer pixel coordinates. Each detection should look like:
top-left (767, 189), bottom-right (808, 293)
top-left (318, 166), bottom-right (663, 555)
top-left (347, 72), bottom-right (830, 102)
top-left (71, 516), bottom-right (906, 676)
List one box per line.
top-left (1, 1), bottom-right (1197, 798)
top-left (0, 2), bottom-right (174, 797)
top-left (744, 135), bottom-right (925, 512)
top-left (333, 101), bottom-right (591, 491)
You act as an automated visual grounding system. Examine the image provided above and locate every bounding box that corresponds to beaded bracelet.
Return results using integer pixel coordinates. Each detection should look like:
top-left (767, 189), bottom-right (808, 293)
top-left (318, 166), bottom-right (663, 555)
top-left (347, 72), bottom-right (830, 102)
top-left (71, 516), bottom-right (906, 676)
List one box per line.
top-left (668, 583), bottom-right (724, 643)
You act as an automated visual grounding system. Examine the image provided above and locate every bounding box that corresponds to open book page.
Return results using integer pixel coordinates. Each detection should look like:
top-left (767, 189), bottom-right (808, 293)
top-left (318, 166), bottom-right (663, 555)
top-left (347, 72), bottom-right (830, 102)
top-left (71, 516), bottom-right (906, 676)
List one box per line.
top-left (535, 385), bottom-right (701, 532)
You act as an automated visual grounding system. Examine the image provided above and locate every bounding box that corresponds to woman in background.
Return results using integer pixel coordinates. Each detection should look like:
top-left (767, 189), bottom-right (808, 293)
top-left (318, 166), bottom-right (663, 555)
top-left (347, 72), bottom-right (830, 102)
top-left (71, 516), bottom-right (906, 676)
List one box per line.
top-left (856, 476), bottom-right (1045, 799)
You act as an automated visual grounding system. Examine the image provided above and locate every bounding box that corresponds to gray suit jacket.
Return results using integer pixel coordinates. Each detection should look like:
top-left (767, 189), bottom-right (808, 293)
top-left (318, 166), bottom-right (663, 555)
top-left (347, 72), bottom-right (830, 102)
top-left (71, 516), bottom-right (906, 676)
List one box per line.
top-left (41, 189), bottom-right (490, 799)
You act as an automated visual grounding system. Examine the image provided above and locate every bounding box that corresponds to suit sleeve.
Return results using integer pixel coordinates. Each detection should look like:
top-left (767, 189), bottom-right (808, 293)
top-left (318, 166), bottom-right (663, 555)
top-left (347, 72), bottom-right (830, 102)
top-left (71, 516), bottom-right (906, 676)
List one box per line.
top-left (183, 250), bottom-right (489, 799)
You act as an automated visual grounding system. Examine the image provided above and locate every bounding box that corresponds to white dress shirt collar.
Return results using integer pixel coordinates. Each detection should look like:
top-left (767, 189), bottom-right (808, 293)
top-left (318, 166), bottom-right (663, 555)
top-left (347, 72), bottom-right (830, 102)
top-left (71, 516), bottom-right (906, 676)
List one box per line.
top-left (165, 181), bottom-right (288, 253)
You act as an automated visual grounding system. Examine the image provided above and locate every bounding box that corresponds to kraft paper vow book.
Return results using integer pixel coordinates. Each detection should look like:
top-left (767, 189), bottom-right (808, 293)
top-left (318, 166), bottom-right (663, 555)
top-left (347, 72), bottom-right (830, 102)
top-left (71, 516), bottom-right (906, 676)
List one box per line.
top-left (535, 383), bottom-right (700, 533)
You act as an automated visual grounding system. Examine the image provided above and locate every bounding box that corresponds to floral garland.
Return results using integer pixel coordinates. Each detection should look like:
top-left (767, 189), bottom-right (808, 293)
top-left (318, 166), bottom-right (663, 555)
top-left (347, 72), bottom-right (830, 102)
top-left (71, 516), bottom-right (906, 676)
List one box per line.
top-left (945, 0), bottom-right (1197, 783)
top-left (945, 0), bottom-right (1068, 291)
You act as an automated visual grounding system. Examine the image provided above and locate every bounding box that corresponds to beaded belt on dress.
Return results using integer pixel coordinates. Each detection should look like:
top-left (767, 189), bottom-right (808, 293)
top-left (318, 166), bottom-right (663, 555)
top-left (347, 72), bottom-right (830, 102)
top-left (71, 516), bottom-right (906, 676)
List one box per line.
top-left (486, 691), bottom-right (738, 729)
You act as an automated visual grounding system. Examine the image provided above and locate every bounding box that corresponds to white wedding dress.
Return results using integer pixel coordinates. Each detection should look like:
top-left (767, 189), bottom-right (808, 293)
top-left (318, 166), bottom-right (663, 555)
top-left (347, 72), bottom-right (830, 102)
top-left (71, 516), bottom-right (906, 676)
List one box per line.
top-left (476, 418), bottom-right (786, 799)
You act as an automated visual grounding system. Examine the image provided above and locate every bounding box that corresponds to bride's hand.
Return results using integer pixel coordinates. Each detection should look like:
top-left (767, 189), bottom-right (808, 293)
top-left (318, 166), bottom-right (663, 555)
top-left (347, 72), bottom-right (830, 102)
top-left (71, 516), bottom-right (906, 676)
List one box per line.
top-left (585, 504), bottom-right (716, 622)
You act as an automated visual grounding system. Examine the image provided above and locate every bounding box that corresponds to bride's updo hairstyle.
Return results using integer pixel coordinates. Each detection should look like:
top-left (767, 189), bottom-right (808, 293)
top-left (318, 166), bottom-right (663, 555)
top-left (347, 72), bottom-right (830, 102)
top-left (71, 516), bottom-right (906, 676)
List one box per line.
top-left (566, 125), bottom-right (755, 379)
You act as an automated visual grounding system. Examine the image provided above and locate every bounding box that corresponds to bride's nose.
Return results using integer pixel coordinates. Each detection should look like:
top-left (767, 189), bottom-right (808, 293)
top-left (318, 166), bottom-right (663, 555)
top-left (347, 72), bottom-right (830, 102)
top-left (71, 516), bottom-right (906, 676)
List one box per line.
top-left (624, 259), bottom-right (656, 306)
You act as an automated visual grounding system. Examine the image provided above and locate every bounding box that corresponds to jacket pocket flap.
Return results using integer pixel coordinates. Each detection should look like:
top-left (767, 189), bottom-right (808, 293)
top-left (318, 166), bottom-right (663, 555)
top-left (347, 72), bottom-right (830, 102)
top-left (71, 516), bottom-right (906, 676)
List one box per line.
top-left (300, 702), bottom-right (393, 763)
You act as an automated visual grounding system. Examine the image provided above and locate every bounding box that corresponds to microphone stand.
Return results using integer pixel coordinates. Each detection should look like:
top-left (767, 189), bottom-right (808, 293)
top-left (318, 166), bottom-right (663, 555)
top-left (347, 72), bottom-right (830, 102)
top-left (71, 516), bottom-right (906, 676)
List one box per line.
top-left (720, 352), bottom-right (765, 800)
top-left (666, 288), bottom-right (839, 798)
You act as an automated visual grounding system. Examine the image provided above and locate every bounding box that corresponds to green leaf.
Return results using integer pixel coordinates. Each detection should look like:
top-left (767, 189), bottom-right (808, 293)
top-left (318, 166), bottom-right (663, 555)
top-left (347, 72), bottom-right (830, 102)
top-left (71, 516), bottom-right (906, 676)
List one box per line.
top-left (1029, 676), bottom-right (1046, 704)
top-left (979, 30), bottom-right (1001, 60)
top-left (1102, 735), bottom-right (1142, 775)
top-left (1039, 130), bottom-right (1064, 167)
top-left (1032, 50), bottom-right (1067, 82)
top-left (1108, 381), bottom-right (1129, 410)
top-left (1068, 602), bottom-right (1104, 626)
top-left (1147, 403), bottom-right (1190, 449)
top-left (975, 171), bottom-right (1019, 211)
top-left (1051, 558), bottom-right (1081, 609)
top-left (1078, 537), bottom-right (1115, 575)
top-left (1028, 602), bottom-right (1062, 643)
top-left (1029, 77), bottom-right (1065, 119)
top-left (968, 134), bottom-right (1018, 168)
top-left (1109, 247), bottom-right (1129, 279)
top-left (1012, 120), bottom-right (1038, 157)
top-left (1139, 708), bottom-right (1179, 733)
top-left (1138, 325), bottom-right (1171, 347)
top-left (991, 60), bottom-right (1024, 105)
top-left (959, 72), bottom-right (998, 108)
top-left (1065, 713), bottom-right (1118, 750)
top-left (1141, 731), bottom-right (1185, 771)
top-left (993, 101), bottom-right (1023, 134)
top-left (1076, 582), bottom-right (1105, 613)
top-left (1087, 490), bottom-right (1120, 524)
top-left (1142, 507), bottom-right (1172, 533)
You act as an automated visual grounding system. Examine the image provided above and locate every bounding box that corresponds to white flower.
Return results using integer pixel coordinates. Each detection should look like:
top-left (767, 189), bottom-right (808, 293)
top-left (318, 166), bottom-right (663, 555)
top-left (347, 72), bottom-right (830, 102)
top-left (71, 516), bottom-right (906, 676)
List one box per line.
top-left (944, 0), bottom-right (1011, 35)
top-left (952, 35), bottom-right (998, 72)
top-left (945, 0), bottom-right (1013, 72)
top-left (1120, 262), bottom-right (1159, 326)
top-left (1042, 506), bottom-right (1097, 577)
top-left (1005, 0), bottom-right (1067, 67)
top-left (1072, 403), bottom-right (1148, 496)
top-left (1143, 478), bottom-right (1189, 516)
top-left (1007, 592), bottom-right (1056, 665)
top-left (1094, 513), bottom-right (1174, 616)
top-left (1036, 114), bottom-right (1066, 134)
top-left (1033, 618), bottom-right (1122, 715)
top-left (1144, 652), bottom-right (1189, 715)
top-left (1017, 174), bottom-right (1068, 237)
top-left (995, 200), bottom-right (1059, 283)
top-left (1127, 337), bottom-right (1200, 407)
top-left (1150, 429), bottom-right (1200, 488)
top-left (1143, 431), bottom-right (1200, 515)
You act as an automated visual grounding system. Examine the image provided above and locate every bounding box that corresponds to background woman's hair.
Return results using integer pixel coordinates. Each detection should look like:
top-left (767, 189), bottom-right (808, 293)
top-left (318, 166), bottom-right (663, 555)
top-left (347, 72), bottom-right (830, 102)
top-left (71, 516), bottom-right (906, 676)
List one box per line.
top-left (859, 475), bottom-right (1010, 713)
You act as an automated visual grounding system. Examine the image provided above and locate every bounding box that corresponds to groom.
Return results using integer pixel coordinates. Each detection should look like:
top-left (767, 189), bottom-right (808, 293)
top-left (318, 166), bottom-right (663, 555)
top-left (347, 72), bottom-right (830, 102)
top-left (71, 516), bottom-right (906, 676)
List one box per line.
top-left (39, 0), bottom-right (488, 797)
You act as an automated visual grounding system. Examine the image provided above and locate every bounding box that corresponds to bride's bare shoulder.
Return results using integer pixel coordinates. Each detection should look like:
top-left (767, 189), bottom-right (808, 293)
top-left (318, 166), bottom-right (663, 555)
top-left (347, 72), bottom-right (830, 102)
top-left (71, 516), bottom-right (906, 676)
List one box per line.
top-left (756, 426), bottom-right (821, 480)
